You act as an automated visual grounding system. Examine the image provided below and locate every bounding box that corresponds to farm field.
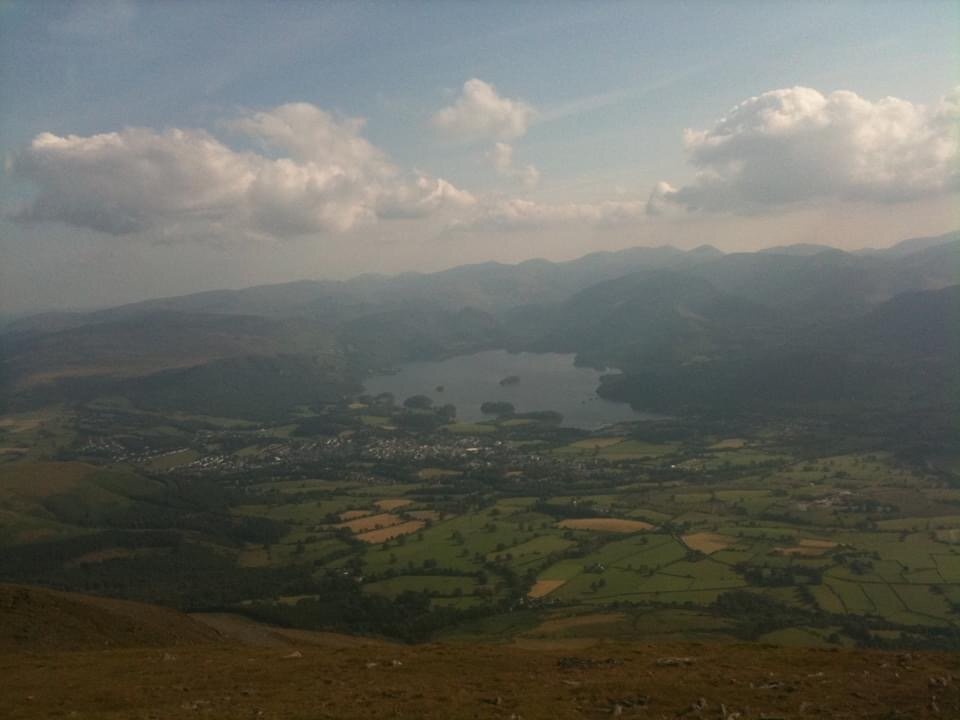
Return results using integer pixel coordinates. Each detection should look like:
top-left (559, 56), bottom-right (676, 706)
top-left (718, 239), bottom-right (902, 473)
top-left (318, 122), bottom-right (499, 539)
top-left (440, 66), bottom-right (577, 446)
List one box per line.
top-left (1, 398), bottom-right (960, 651)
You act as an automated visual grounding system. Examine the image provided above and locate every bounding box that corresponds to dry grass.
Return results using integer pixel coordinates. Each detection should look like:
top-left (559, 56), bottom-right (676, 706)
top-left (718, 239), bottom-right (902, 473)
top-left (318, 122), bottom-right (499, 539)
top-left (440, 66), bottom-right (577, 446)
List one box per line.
top-left (681, 532), bottom-right (734, 555)
top-left (407, 510), bottom-right (442, 521)
top-left (527, 579), bottom-right (567, 598)
top-left (237, 547), bottom-right (271, 567)
top-left (533, 613), bottom-right (626, 633)
top-left (336, 512), bottom-right (403, 533)
top-left (774, 539), bottom-right (837, 557)
top-left (355, 520), bottom-right (425, 544)
top-left (799, 538), bottom-right (838, 548)
top-left (375, 498), bottom-right (413, 511)
top-left (557, 518), bottom-right (653, 533)
top-left (339, 510), bottom-right (373, 521)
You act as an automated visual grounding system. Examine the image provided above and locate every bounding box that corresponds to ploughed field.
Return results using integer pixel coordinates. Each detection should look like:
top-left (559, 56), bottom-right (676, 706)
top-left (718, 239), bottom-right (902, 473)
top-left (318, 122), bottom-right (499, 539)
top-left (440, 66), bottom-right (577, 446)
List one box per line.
top-left (3, 585), bottom-right (959, 720)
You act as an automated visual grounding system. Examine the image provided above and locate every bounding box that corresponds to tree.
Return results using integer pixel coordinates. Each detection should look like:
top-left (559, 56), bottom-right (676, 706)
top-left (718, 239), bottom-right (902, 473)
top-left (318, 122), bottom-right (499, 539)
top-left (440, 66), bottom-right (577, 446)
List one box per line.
top-left (403, 395), bottom-right (433, 410)
top-left (480, 401), bottom-right (515, 417)
top-left (437, 404), bottom-right (457, 421)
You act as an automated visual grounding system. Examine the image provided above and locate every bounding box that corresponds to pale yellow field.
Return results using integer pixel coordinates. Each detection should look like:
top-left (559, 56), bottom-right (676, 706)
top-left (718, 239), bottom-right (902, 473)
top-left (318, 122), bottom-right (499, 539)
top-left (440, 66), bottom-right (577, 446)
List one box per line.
top-left (563, 437), bottom-right (626, 450)
top-left (775, 539), bottom-right (837, 556)
top-left (237, 547), bottom-right (271, 567)
top-left (557, 518), bottom-right (653, 533)
top-left (799, 538), bottom-right (837, 548)
top-left (527, 579), bottom-right (567, 598)
top-left (533, 612), bottom-right (625, 632)
top-left (375, 498), bottom-right (413, 511)
top-left (337, 512), bottom-right (402, 533)
top-left (339, 510), bottom-right (373, 521)
top-left (681, 532), bottom-right (734, 555)
top-left (417, 468), bottom-right (462, 480)
top-left (355, 520), bottom-right (425, 544)
top-left (709, 438), bottom-right (747, 450)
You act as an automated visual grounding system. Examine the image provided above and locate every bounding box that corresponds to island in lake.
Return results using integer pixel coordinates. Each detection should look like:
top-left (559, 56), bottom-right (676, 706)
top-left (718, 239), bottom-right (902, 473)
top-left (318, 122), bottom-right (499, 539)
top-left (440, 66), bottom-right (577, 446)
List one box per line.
top-left (499, 375), bottom-right (520, 386)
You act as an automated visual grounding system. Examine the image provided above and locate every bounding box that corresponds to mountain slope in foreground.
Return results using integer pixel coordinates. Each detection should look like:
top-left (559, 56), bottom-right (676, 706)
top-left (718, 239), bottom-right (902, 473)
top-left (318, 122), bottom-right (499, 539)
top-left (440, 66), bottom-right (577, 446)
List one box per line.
top-left (3, 584), bottom-right (958, 719)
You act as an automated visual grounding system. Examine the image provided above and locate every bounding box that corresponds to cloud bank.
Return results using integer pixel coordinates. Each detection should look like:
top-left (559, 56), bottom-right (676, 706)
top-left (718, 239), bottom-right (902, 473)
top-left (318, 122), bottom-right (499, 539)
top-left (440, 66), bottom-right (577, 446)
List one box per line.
top-left (12, 84), bottom-right (957, 244)
top-left (652, 86), bottom-right (960, 213)
top-left (454, 197), bottom-right (646, 232)
top-left (13, 103), bottom-right (474, 240)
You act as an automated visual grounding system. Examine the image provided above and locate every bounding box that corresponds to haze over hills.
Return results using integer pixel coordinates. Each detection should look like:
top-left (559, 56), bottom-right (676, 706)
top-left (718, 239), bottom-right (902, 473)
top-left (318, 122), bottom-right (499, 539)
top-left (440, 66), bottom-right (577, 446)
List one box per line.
top-left (2, 231), bottom-right (957, 421)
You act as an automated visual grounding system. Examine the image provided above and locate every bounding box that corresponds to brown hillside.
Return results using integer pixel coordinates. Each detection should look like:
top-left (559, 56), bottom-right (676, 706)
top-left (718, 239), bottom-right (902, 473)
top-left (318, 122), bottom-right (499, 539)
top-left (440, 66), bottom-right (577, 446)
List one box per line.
top-left (0, 584), bottom-right (221, 651)
top-left (5, 638), bottom-right (960, 719)
top-left (2, 585), bottom-right (959, 719)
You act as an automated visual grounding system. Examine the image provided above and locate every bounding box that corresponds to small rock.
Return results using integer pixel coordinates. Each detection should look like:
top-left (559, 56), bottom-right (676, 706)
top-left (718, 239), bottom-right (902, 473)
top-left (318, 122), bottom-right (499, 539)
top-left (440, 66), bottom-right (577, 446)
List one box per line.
top-left (654, 656), bottom-right (694, 667)
top-left (283, 650), bottom-right (302, 659)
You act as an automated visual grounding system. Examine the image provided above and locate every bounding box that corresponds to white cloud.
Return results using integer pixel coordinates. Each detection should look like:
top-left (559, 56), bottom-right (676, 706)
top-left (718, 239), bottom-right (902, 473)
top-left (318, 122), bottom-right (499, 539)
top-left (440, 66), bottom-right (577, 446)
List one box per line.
top-left (489, 142), bottom-right (514, 174)
top-left (233, 102), bottom-right (393, 178)
top-left (377, 175), bottom-right (476, 220)
top-left (14, 129), bottom-right (256, 235)
top-left (487, 142), bottom-right (540, 188)
top-left (432, 79), bottom-right (536, 142)
top-left (651, 86), bottom-right (960, 213)
top-left (13, 104), bottom-right (473, 239)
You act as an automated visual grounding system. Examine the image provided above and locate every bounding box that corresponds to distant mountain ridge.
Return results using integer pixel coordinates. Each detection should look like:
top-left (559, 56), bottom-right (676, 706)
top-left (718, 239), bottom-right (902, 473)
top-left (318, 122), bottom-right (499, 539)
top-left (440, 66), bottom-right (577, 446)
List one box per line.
top-left (2, 230), bottom-right (957, 419)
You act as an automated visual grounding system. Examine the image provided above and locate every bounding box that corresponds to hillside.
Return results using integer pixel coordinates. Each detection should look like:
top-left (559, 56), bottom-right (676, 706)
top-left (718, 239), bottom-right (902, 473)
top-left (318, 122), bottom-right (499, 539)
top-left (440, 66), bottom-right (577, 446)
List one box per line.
top-left (2, 584), bottom-right (958, 719)
top-left (0, 583), bottom-right (220, 651)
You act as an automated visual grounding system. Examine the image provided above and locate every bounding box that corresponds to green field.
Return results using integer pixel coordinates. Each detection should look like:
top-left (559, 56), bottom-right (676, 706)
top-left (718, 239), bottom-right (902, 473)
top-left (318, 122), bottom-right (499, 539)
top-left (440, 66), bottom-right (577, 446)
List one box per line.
top-left (2, 401), bottom-right (959, 650)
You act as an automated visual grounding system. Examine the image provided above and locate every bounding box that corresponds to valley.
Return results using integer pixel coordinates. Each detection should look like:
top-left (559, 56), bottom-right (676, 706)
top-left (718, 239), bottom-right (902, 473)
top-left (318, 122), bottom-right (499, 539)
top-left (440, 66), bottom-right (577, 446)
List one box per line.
top-left (1, 234), bottom-right (959, 655)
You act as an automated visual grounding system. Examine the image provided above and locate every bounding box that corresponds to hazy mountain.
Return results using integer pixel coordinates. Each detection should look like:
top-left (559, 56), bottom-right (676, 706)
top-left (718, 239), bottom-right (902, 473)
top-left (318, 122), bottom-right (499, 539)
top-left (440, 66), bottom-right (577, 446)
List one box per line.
top-left (526, 271), bottom-right (776, 368)
top-left (2, 233), bottom-right (957, 420)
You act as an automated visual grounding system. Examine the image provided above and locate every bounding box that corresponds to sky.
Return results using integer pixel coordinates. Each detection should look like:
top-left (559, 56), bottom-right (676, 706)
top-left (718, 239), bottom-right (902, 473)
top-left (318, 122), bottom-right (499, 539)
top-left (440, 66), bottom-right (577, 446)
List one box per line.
top-left (1, 0), bottom-right (958, 314)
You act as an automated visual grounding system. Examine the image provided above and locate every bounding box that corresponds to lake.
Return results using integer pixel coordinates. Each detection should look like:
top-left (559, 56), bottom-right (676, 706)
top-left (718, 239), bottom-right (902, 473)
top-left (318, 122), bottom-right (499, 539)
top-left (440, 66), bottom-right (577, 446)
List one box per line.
top-left (363, 350), bottom-right (655, 429)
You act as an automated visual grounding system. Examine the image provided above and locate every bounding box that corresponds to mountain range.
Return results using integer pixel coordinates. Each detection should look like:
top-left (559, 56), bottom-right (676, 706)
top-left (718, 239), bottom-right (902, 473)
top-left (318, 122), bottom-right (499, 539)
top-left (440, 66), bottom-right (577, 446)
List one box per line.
top-left (2, 231), bottom-right (957, 421)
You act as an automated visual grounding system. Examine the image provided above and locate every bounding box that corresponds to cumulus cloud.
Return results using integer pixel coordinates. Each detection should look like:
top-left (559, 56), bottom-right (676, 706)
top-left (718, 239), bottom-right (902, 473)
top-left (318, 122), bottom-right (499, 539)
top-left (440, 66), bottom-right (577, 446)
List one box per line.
top-left (15, 129), bottom-right (256, 235)
top-left (487, 142), bottom-right (540, 188)
top-left (13, 104), bottom-right (473, 239)
top-left (651, 86), bottom-right (960, 213)
top-left (432, 79), bottom-right (536, 142)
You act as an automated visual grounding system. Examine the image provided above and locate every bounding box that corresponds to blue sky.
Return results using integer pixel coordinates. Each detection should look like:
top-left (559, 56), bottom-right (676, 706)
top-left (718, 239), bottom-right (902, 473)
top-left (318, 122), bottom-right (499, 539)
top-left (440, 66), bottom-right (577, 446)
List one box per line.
top-left (1, 1), bottom-right (958, 312)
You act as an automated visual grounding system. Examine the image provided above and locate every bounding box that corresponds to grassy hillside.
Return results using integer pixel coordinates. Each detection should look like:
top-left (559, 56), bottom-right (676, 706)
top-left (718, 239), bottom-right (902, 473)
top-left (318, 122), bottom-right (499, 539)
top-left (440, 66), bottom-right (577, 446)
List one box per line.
top-left (2, 583), bottom-right (958, 719)
top-left (0, 583), bottom-right (220, 651)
